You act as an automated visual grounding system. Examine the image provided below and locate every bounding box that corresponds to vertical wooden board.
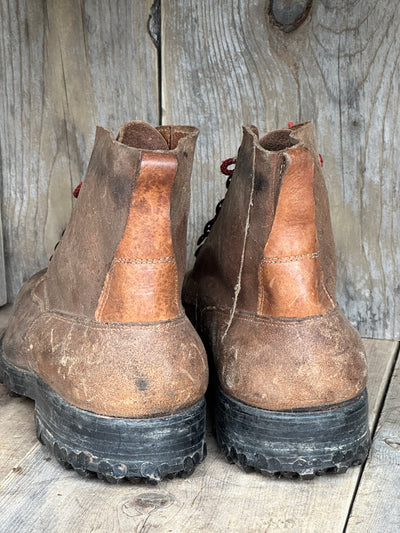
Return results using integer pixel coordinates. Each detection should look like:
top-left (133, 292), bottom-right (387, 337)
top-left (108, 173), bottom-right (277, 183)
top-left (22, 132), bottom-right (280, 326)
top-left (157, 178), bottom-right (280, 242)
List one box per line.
top-left (0, 339), bottom-right (395, 532)
top-left (0, 305), bottom-right (12, 330)
top-left (0, 0), bottom-right (158, 301)
top-left (162, 0), bottom-right (297, 275)
top-left (162, 0), bottom-right (400, 340)
top-left (83, 0), bottom-right (159, 130)
top-left (0, 207), bottom-right (7, 305)
top-left (346, 347), bottom-right (400, 533)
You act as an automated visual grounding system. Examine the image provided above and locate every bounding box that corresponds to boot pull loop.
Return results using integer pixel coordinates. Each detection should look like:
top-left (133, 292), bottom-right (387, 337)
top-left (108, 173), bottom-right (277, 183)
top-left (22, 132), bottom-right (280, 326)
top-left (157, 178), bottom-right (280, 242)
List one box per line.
top-left (288, 121), bottom-right (324, 167)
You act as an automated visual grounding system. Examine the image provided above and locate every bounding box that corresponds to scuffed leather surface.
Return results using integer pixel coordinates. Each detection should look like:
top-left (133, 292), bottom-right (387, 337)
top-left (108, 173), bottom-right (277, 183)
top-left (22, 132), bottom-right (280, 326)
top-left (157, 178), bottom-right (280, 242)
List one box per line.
top-left (5, 299), bottom-right (207, 417)
top-left (201, 305), bottom-right (367, 410)
top-left (184, 126), bottom-right (278, 313)
top-left (45, 125), bottom-right (199, 319)
top-left (184, 123), bottom-right (336, 313)
top-left (3, 270), bottom-right (47, 370)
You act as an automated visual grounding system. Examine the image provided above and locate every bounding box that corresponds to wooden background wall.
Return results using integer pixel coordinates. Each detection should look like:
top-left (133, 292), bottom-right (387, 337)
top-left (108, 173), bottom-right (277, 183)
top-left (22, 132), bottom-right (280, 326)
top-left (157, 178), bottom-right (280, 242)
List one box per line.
top-left (0, 0), bottom-right (399, 340)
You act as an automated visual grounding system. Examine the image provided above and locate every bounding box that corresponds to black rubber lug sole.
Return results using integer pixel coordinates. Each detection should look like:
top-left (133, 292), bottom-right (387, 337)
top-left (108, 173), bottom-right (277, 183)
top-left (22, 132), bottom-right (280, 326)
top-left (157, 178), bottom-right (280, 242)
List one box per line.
top-left (216, 385), bottom-right (370, 479)
top-left (0, 354), bottom-right (206, 483)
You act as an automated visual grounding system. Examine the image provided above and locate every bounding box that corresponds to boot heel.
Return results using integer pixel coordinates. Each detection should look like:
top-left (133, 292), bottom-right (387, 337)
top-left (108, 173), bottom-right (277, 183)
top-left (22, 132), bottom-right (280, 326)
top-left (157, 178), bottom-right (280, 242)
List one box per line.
top-left (1, 353), bottom-right (206, 483)
top-left (35, 388), bottom-right (207, 482)
top-left (215, 384), bottom-right (370, 479)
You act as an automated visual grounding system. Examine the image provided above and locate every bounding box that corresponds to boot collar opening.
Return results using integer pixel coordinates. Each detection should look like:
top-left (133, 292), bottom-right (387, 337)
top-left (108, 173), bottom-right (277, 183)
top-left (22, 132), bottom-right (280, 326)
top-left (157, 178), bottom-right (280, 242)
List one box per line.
top-left (259, 129), bottom-right (299, 151)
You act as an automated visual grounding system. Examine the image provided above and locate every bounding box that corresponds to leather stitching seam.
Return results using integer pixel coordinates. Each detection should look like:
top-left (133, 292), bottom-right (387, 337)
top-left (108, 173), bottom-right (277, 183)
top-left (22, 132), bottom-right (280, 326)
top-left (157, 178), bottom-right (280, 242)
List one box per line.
top-left (262, 251), bottom-right (320, 264)
top-left (201, 305), bottom-right (338, 327)
top-left (40, 311), bottom-right (186, 330)
top-left (114, 256), bottom-right (175, 264)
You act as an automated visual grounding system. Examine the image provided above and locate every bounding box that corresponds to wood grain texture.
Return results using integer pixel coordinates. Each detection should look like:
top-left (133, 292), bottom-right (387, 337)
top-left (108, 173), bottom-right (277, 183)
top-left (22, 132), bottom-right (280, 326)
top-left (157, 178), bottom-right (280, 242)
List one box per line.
top-left (346, 344), bottom-right (400, 533)
top-left (0, 339), bottom-right (396, 532)
top-left (0, 384), bottom-right (36, 482)
top-left (0, 210), bottom-right (7, 306)
top-left (162, 0), bottom-right (400, 339)
top-left (0, 317), bottom-right (36, 482)
top-left (0, 0), bottom-right (158, 300)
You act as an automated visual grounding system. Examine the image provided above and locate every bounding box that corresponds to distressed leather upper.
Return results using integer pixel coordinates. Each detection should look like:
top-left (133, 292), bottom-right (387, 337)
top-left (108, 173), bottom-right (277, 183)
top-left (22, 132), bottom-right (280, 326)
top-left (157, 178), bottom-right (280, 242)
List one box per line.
top-left (3, 121), bottom-right (208, 417)
top-left (183, 122), bottom-right (367, 410)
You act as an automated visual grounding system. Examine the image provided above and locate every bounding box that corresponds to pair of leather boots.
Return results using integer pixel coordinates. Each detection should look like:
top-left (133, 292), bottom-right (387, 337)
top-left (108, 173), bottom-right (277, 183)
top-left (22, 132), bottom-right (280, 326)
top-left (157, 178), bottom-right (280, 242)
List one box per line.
top-left (0, 120), bottom-right (370, 482)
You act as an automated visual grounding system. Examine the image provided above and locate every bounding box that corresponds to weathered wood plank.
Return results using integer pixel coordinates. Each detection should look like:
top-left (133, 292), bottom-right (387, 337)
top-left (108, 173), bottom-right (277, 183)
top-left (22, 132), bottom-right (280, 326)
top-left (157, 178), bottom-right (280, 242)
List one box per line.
top-left (162, 0), bottom-right (400, 340)
top-left (346, 345), bottom-right (400, 533)
top-left (0, 314), bottom-right (36, 482)
top-left (0, 305), bottom-right (12, 331)
top-left (0, 0), bottom-right (158, 301)
top-left (0, 339), bottom-right (395, 532)
top-left (0, 209), bottom-right (7, 306)
top-left (0, 384), bottom-right (36, 483)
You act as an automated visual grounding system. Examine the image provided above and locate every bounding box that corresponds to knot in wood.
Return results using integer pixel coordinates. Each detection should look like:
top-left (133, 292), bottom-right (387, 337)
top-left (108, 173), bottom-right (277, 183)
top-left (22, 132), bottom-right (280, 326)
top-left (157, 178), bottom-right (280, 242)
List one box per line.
top-left (268, 0), bottom-right (313, 32)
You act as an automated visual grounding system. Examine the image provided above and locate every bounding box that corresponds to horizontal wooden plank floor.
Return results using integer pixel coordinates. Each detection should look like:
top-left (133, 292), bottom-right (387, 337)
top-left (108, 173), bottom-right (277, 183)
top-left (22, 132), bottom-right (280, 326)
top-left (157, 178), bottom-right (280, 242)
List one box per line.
top-left (0, 331), bottom-right (398, 532)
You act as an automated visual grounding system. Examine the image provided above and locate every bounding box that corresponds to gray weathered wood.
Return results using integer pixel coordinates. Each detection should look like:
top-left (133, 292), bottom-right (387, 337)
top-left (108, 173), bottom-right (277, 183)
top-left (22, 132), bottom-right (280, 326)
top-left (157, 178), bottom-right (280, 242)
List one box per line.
top-left (0, 385), bottom-right (36, 482)
top-left (0, 304), bottom-right (11, 331)
top-left (0, 314), bottom-right (35, 482)
top-left (0, 0), bottom-right (158, 301)
top-left (0, 339), bottom-right (395, 532)
top-left (162, 0), bottom-right (400, 340)
top-left (0, 207), bottom-right (7, 305)
top-left (346, 347), bottom-right (400, 533)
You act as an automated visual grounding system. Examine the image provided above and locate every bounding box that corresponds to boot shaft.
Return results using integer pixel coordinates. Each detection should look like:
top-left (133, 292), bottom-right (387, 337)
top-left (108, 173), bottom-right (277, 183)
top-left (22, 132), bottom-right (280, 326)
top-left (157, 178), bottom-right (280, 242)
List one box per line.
top-left (45, 121), bottom-right (199, 321)
top-left (188, 122), bottom-right (336, 318)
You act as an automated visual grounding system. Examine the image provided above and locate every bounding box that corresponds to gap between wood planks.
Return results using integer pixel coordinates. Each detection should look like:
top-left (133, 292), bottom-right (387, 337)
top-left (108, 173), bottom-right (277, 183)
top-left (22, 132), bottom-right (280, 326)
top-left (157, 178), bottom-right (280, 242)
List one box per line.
top-left (343, 340), bottom-right (400, 532)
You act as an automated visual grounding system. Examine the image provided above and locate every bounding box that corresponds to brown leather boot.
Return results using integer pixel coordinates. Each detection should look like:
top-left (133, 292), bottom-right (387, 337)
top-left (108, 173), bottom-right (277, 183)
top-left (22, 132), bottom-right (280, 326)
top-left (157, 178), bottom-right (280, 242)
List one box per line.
top-left (0, 121), bottom-right (208, 482)
top-left (183, 122), bottom-right (370, 478)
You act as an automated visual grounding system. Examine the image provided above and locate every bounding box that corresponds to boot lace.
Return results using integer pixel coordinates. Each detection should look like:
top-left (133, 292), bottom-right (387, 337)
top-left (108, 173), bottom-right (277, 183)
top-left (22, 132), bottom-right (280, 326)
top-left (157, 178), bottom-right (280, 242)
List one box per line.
top-left (195, 157), bottom-right (236, 256)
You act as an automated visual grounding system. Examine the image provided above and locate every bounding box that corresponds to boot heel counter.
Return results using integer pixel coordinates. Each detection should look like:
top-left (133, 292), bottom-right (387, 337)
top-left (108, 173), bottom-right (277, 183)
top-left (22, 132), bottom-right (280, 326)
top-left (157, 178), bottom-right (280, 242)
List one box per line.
top-left (216, 308), bottom-right (367, 410)
top-left (95, 152), bottom-right (181, 323)
top-left (257, 147), bottom-right (334, 317)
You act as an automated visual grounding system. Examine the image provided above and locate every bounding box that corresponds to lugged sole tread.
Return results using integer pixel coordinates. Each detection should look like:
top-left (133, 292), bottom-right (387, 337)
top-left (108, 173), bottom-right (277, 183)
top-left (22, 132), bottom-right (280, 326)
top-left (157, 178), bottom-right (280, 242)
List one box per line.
top-left (217, 437), bottom-right (368, 480)
top-left (45, 430), bottom-right (207, 484)
top-left (215, 384), bottom-right (370, 479)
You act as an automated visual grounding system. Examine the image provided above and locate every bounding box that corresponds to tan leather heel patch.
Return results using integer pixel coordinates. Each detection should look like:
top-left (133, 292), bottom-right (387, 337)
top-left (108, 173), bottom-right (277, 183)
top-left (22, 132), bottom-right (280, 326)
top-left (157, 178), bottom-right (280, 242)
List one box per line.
top-left (96, 258), bottom-right (179, 322)
top-left (258, 148), bottom-right (333, 317)
top-left (95, 152), bottom-right (180, 323)
top-left (258, 251), bottom-right (332, 316)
